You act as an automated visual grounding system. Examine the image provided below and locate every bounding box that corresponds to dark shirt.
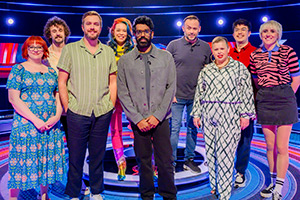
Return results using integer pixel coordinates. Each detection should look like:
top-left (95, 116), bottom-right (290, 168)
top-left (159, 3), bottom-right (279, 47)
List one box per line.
top-left (141, 48), bottom-right (153, 109)
top-left (167, 37), bottom-right (212, 100)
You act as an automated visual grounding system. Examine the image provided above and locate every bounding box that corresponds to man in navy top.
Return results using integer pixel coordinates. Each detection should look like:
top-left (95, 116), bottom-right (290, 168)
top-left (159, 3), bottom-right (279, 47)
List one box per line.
top-left (167, 15), bottom-right (211, 173)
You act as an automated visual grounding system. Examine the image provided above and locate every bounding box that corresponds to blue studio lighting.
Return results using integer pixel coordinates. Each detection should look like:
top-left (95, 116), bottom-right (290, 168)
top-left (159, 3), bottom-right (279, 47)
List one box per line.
top-left (176, 20), bottom-right (182, 27)
top-left (217, 17), bottom-right (225, 27)
top-left (6, 18), bottom-right (15, 26)
top-left (262, 16), bottom-right (269, 22)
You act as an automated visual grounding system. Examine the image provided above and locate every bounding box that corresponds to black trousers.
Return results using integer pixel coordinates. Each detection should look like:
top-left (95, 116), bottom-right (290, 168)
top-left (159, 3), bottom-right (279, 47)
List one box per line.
top-left (235, 120), bottom-right (254, 175)
top-left (131, 119), bottom-right (177, 200)
top-left (65, 109), bottom-right (112, 198)
top-left (60, 115), bottom-right (68, 140)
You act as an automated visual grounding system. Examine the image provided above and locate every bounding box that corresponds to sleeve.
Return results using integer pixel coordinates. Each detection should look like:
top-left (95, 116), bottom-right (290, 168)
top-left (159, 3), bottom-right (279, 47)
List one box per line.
top-left (117, 57), bottom-right (144, 124)
top-left (238, 63), bottom-right (256, 119)
top-left (153, 54), bottom-right (176, 121)
top-left (205, 44), bottom-right (212, 64)
top-left (166, 41), bottom-right (174, 55)
top-left (49, 67), bottom-right (59, 92)
top-left (109, 48), bottom-right (117, 74)
top-left (249, 51), bottom-right (258, 79)
top-left (6, 64), bottom-right (24, 90)
top-left (287, 47), bottom-right (300, 77)
top-left (191, 69), bottom-right (205, 118)
top-left (57, 46), bottom-right (71, 73)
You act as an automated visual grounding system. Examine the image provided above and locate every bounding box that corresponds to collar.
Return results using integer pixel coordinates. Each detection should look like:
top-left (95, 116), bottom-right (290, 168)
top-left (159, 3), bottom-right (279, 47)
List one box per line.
top-left (133, 44), bottom-right (159, 60)
top-left (181, 36), bottom-right (201, 46)
top-left (212, 56), bottom-right (234, 70)
top-left (48, 45), bottom-right (54, 52)
top-left (79, 38), bottom-right (103, 55)
top-left (234, 42), bottom-right (252, 52)
top-left (262, 43), bottom-right (280, 53)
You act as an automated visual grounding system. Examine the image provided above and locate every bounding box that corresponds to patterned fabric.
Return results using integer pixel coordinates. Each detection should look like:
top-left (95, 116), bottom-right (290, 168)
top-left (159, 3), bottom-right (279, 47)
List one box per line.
top-left (191, 57), bottom-right (255, 199)
top-left (249, 45), bottom-right (300, 87)
top-left (191, 57), bottom-right (256, 119)
top-left (115, 45), bottom-right (125, 63)
top-left (6, 64), bottom-right (66, 190)
top-left (57, 38), bottom-right (117, 117)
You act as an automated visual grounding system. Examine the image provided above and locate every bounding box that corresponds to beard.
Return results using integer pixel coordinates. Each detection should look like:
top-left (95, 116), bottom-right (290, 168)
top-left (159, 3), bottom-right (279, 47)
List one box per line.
top-left (54, 36), bottom-right (64, 44)
top-left (184, 32), bottom-right (197, 42)
top-left (84, 31), bottom-right (100, 41)
top-left (137, 36), bottom-right (151, 49)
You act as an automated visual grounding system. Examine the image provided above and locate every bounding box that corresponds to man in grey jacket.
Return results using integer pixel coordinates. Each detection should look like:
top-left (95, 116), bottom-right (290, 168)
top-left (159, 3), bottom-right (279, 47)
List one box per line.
top-left (117, 16), bottom-right (177, 200)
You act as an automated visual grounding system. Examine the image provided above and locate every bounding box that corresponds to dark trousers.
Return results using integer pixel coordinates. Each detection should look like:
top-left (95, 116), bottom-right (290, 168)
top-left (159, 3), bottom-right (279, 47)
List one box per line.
top-left (235, 120), bottom-right (254, 175)
top-left (60, 115), bottom-right (68, 140)
top-left (65, 109), bottom-right (112, 198)
top-left (131, 119), bottom-right (177, 200)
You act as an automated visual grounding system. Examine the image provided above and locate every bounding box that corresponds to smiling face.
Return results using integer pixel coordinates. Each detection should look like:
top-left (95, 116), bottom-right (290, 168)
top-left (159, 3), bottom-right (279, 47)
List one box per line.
top-left (27, 41), bottom-right (44, 61)
top-left (50, 24), bottom-right (65, 45)
top-left (212, 40), bottom-right (230, 65)
top-left (82, 15), bottom-right (101, 41)
top-left (114, 22), bottom-right (128, 46)
top-left (261, 26), bottom-right (279, 50)
top-left (182, 19), bottom-right (201, 42)
top-left (233, 24), bottom-right (251, 45)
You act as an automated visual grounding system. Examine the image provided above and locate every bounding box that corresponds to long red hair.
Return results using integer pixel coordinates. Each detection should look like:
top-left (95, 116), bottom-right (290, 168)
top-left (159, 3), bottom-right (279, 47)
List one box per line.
top-left (21, 36), bottom-right (49, 60)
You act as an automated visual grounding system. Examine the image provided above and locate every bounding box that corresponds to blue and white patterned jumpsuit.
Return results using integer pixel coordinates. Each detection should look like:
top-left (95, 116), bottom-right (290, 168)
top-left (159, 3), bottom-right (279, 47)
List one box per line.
top-left (191, 57), bottom-right (256, 200)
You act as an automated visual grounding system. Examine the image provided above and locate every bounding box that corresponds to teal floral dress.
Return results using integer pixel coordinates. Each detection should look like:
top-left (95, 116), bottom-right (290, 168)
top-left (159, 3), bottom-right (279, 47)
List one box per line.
top-left (6, 64), bottom-right (66, 190)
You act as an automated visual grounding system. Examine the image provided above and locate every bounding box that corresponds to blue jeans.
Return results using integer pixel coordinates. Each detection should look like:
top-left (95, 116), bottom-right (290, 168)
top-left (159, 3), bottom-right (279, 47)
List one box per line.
top-left (170, 98), bottom-right (198, 161)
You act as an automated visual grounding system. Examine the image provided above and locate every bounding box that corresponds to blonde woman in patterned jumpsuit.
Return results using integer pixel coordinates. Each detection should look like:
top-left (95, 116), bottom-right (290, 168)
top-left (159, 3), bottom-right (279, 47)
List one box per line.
top-left (192, 36), bottom-right (256, 200)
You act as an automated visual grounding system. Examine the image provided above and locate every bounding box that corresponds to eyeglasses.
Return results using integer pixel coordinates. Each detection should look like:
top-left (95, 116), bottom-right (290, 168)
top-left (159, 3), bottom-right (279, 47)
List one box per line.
top-left (28, 46), bottom-right (43, 51)
top-left (135, 29), bottom-right (151, 36)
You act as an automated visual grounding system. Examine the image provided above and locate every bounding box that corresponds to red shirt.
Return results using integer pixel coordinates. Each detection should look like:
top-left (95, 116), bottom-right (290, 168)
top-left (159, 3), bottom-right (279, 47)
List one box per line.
top-left (229, 42), bottom-right (257, 67)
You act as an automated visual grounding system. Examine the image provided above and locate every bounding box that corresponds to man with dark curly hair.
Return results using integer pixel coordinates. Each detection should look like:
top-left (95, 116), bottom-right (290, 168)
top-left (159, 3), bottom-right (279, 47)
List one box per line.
top-left (43, 16), bottom-right (71, 73)
top-left (43, 16), bottom-right (71, 131)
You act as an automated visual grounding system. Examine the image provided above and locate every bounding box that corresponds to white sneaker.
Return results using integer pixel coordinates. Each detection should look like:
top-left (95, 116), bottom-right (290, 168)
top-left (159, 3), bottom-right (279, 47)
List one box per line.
top-left (90, 194), bottom-right (104, 200)
top-left (234, 173), bottom-right (246, 188)
top-left (81, 185), bottom-right (90, 195)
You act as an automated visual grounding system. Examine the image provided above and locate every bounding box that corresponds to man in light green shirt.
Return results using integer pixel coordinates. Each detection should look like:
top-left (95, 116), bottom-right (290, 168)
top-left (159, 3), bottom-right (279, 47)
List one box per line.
top-left (58, 11), bottom-right (117, 200)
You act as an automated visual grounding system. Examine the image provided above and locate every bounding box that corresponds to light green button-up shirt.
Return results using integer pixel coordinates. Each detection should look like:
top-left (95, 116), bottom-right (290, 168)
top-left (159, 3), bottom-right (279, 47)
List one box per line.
top-left (57, 38), bottom-right (117, 117)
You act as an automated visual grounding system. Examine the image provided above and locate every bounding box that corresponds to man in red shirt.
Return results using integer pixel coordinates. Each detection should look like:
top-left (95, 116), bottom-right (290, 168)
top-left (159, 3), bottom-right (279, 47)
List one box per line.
top-left (229, 18), bottom-right (257, 188)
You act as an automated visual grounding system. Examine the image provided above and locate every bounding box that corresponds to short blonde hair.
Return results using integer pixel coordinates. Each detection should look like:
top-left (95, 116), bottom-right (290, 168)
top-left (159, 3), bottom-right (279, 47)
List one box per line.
top-left (259, 20), bottom-right (282, 41)
top-left (82, 11), bottom-right (102, 27)
top-left (212, 36), bottom-right (229, 48)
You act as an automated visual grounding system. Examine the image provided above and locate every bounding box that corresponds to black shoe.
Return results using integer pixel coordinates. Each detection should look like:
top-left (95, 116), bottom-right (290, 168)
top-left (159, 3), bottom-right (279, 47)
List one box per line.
top-left (260, 183), bottom-right (274, 198)
top-left (163, 197), bottom-right (177, 200)
top-left (183, 158), bottom-right (201, 173)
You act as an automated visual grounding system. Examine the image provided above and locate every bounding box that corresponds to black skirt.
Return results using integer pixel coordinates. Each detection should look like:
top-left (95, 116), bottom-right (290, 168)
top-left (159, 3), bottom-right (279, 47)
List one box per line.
top-left (256, 84), bottom-right (298, 125)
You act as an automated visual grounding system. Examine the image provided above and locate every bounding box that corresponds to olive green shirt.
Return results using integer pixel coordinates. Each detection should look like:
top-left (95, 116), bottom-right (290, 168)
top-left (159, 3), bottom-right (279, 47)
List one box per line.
top-left (57, 38), bottom-right (117, 117)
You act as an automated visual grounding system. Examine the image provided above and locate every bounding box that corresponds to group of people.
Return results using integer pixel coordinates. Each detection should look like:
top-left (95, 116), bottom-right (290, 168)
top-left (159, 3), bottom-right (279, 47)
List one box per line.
top-left (6, 10), bottom-right (299, 200)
